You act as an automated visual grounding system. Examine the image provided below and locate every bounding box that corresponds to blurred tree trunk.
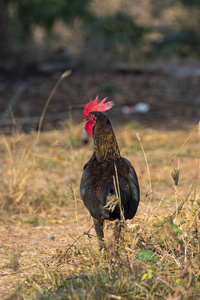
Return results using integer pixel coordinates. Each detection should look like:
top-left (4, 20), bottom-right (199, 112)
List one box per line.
top-left (0, 0), bottom-right (10, 57)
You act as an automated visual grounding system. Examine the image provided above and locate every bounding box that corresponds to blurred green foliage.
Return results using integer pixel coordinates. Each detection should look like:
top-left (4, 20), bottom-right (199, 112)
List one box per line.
top-left (153, 30), bottom-right (200, 57)
top-left (181, 0), bottom-right (200, 5)
top-left (4, 0), bottom-right (200, 58)
top-left (85, 13), bottom-right (146, 50)
top-left (10, 0), bottom-right (93, 35)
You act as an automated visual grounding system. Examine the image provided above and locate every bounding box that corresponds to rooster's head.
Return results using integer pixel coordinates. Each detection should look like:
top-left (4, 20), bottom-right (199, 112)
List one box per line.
top-left (83, 96), bottom-right (114, 137)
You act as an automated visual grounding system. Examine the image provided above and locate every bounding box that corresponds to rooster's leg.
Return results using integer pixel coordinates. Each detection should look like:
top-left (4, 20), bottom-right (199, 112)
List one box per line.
top-left (114, 220), bottom-right (124, 246)
top-left (93, 218), bottom-right (104, 250)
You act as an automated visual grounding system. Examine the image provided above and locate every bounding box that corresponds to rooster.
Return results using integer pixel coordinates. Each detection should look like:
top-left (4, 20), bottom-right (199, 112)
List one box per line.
top-left (80, 96), bottom-right (140, 248)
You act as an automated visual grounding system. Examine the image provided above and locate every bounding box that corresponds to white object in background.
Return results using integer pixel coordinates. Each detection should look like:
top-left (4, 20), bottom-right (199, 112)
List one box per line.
top-left (122, 103), bottom-right (150, 114)
top-left (134, 103), bottom-right (150, 113)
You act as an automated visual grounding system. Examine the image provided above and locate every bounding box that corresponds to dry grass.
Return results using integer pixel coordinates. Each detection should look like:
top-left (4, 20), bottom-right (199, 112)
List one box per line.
top-left (0, 120), bottom-right (200, 299)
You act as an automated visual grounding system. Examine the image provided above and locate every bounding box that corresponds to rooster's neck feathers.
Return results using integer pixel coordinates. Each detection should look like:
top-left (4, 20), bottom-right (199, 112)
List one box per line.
top-left (92, 112), bottom-right (120, 162)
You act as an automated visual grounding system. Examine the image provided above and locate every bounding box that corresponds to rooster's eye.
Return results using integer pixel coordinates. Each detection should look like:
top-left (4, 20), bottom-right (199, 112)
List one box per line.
top-left (90, 113), bottom-right (96, 121)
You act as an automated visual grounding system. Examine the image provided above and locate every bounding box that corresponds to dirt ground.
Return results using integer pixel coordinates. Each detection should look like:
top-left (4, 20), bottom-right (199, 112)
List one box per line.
top-left (0, 216), bottom-right (92, 297)
top-left (0, 202), bottom-right (175, 298)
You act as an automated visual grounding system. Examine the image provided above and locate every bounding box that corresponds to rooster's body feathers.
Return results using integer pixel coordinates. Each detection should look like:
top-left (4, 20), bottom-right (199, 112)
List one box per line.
top-left (80, 155), bottom-right (139, 221)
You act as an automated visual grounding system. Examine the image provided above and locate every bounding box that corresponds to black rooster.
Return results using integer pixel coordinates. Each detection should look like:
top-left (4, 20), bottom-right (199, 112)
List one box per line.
top-left (80, 97), bottom-right (140, 248)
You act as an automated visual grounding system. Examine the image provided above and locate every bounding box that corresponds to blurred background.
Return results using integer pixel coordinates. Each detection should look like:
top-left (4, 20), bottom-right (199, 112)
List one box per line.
top-left (0, 0), bottom-right (200, 133)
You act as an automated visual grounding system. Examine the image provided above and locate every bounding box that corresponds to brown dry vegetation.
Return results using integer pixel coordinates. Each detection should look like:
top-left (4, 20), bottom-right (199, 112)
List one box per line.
top-left (0, 117), bottom-right (200, 299)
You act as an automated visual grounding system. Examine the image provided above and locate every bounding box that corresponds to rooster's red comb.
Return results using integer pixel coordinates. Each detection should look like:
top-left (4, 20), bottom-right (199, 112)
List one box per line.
top-left (83, 96), bottom-right (114, 117)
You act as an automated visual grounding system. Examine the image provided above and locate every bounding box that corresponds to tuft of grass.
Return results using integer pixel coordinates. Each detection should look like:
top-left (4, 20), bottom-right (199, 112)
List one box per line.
top-left (127, 121), bottom-right (141, 129)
